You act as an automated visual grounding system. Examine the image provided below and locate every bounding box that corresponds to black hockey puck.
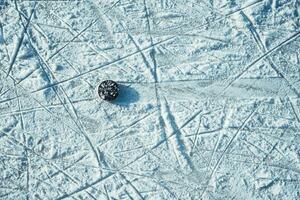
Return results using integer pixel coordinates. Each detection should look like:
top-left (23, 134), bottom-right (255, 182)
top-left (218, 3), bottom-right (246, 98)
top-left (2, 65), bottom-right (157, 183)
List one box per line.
top-left (98, 80), bottom-right (119, 101)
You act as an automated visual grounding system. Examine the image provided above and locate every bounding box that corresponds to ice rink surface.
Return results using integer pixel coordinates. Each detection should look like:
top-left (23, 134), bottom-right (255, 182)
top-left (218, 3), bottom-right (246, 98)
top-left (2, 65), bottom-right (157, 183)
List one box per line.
top-left (1, 0), bottom-right (300, 199)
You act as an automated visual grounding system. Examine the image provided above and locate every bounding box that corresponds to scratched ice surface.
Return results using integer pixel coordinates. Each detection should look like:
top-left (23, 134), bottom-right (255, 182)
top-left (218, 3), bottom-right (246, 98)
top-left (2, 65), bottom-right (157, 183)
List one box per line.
top-left (0, 0), bottom-right (300, 199)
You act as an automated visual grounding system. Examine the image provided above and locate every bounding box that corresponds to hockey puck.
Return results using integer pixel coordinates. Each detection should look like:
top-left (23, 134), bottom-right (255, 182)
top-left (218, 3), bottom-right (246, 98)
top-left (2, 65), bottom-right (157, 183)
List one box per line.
top-left (98, 80), bottom-right (119, 101)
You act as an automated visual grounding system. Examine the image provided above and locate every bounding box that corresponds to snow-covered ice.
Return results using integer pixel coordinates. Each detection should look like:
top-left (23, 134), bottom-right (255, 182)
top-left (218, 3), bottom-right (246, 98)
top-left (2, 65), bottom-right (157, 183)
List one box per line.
top-left (1, 0), bottom-right (300, 199)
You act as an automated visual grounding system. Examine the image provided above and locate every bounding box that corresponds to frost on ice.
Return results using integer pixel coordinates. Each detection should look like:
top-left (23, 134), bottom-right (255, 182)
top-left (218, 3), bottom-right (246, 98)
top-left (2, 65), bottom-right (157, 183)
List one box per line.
top-left (0, 0), bottom-right (300, 199)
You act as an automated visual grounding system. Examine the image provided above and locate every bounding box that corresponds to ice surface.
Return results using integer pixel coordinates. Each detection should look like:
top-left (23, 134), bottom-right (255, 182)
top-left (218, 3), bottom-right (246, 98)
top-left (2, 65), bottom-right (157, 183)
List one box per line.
top-left (0, 0), bottom-right (300, 199)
